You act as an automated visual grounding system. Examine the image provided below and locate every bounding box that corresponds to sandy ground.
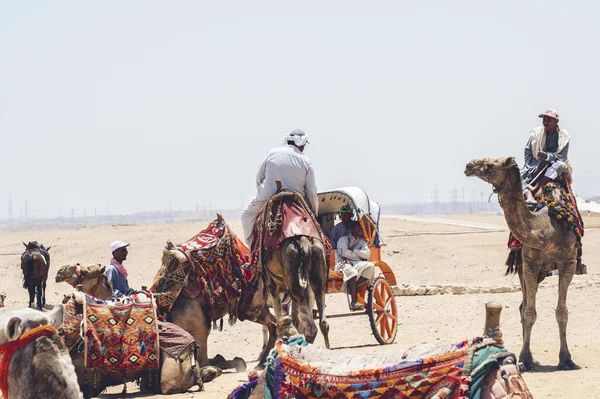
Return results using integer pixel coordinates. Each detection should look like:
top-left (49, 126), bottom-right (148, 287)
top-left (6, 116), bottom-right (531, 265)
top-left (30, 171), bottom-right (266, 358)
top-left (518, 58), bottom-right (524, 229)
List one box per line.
top-left (1, 215), bottom-right (599, 398)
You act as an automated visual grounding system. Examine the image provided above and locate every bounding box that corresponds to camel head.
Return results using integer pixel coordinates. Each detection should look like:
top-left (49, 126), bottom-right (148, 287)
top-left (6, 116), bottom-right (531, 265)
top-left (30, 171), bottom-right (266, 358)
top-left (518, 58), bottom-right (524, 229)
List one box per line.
top-left (55, 264), bottom-right (80, 285)
top-left (464, 157), bottom-right (519, 187)
top-left (237, 274), bottom-right (268, 322)
top-left (0, 305), bottom-right (64, 344)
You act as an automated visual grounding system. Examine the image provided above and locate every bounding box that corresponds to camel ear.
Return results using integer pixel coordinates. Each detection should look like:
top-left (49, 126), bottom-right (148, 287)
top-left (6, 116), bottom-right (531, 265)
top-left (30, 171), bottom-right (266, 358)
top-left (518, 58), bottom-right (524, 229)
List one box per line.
top-left (46, 246), bottom-right (51, 252)
top-left (99, 265), bottom-right (106, 273)
top-left (5, 316), bottom-right (22, 341)
top-left (48, 304), bottom-right (64, 329)
top-left (504, 157), bottom-right (516, 167)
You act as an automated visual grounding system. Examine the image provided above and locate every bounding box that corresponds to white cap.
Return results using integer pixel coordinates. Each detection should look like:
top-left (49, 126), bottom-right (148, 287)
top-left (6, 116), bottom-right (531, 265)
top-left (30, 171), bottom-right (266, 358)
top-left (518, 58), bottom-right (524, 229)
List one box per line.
top-left (110, 240), bottom-right (130, 254)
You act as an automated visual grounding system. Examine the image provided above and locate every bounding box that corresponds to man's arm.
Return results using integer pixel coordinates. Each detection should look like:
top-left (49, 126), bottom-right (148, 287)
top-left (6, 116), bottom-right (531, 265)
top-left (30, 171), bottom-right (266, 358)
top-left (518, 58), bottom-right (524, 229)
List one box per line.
top-left (353, 240), bottom-right (370, 260)
top-left (547, 142), bottom-right (569, 164)
top-left (305, 160), bottom-right (318, 214)
top-left (255, 154), bottom-right (269, 187)
top-left (337, 237), bottom-right (359, 261)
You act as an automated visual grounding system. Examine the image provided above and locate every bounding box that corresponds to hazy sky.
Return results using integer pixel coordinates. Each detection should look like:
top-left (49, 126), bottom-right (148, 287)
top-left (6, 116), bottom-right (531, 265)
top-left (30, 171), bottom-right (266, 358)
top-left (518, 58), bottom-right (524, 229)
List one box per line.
top-left (1, 1), bottom-right (599, 219)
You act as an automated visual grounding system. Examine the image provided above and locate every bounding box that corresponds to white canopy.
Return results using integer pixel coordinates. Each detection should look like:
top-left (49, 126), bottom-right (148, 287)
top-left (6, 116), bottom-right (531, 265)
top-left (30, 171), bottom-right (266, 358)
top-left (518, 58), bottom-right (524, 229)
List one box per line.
top-left (317, 187), bottom-right (374, 219)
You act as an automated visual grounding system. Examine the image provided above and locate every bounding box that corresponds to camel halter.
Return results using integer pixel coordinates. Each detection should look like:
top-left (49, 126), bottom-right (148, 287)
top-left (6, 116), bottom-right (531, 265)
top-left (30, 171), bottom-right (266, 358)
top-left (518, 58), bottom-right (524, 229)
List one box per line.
top-left (481, 158), bottom-right (524, 204)
top-left (0, 324), bottom-right (57, 399)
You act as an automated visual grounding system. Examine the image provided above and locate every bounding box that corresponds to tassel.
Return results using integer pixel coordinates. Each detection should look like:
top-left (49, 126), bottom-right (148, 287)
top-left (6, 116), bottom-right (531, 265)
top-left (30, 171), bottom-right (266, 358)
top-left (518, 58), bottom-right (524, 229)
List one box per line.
top-left (140, 341), bottom-right (147, 355)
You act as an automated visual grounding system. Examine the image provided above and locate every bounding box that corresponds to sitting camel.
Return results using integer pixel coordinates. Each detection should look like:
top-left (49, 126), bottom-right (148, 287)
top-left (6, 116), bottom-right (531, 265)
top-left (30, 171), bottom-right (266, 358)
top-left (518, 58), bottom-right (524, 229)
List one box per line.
top-left (0, 305), bottom-right (83, 399)
top-left (20, 241), bottom-right (51, 309)
top-left (465, 157), bottom-right (578, 370)
top-left (55, 264), bottom-right (114, 299)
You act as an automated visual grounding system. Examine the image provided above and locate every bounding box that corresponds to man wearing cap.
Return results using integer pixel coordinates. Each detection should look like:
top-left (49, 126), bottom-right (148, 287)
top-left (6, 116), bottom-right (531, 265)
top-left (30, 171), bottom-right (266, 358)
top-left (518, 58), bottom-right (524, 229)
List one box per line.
top-left (330, 205), bottom-right (354, 250)
top-left (521, 108), bottom-right (571, 203)
top-left (241, 129), bottom-right (318, 246)
top-left (106, 240), bottom-right (131, 296)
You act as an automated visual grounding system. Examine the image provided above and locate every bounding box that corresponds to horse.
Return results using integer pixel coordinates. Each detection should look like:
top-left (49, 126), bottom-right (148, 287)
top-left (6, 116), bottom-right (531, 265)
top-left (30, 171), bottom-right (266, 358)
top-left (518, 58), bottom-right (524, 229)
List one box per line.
top-left (20, 241), bottom-right (51, 310)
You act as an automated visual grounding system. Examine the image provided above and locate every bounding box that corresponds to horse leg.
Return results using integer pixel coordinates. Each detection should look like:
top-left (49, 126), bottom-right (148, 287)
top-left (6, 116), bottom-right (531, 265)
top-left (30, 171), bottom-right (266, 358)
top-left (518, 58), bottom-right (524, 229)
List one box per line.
top-left (36, 282), bottom-right (43, 310)
top-left (557, 259), bottom-right (578, 370)
top-left (41, 279), bottom-right (47, 309)
top-left (28, 285), bottom-right (35, 308)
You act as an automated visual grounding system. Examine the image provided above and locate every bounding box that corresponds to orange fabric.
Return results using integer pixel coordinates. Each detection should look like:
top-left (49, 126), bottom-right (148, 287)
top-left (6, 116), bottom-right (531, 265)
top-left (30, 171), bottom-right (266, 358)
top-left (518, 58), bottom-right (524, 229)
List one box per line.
top-left (0, 324), bottom-right (57, 399)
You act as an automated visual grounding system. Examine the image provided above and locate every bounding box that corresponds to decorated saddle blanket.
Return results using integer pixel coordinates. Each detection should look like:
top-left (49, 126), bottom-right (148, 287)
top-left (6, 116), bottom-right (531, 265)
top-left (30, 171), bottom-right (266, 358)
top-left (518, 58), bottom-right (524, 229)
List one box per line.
top-left (150, 217), bottom-right (249, 316)
top-left (250, 190), bottom-right (331, 273)
top-left (83, 291), bottom-right (160, 372)
top-left (230, 335), bottom-right (511, 399)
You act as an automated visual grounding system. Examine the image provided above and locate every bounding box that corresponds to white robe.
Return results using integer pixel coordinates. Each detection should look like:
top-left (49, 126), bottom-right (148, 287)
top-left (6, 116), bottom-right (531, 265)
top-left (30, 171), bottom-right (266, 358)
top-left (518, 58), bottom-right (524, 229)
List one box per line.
top-left (335, 234), bottom-right (375, 282)
top-left (241, 144), bottom-right (318, 244)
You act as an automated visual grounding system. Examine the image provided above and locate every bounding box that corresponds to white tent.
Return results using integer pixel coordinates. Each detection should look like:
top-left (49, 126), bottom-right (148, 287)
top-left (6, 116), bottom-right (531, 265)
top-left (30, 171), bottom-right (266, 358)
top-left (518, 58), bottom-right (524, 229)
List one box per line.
top-left (576, 196), bottom-right (600, 213)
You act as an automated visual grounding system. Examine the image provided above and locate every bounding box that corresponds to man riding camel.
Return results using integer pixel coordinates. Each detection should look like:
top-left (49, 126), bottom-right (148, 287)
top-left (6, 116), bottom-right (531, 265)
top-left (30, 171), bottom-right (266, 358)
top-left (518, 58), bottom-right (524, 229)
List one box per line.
top-left (241, 129), bottom-right (318, 246)
top-left (521, 108), bottom-right (570, 204)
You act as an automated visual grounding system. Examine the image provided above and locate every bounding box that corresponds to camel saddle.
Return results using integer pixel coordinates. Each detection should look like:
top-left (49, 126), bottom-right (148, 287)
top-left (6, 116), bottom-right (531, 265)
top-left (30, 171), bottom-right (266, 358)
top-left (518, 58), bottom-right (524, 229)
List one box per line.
top-left (250, 190), bottom-right (330, 272)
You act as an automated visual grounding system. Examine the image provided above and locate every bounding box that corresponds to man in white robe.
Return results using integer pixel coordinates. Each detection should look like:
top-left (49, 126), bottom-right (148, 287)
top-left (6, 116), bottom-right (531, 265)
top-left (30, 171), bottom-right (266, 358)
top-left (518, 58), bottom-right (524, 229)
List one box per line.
top-left (241, 129), bottom-right (318, 245)
top-left (336, 222), bottom-right (375, 311)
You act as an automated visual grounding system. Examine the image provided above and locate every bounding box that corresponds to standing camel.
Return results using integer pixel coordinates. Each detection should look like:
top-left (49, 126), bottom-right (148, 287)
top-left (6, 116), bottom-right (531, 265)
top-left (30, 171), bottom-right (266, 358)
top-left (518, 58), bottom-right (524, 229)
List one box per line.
top-left (20, 242), bottom-right (51, 310)
top-left (465, 157), bottom-right (578, 370)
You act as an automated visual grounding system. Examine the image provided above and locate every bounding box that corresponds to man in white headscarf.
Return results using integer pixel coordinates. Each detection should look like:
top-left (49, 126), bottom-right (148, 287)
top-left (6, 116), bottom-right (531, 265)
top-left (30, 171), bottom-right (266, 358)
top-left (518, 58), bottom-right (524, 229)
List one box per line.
top-left (521, 108), bottom-right (571, 204)
top-left (241, 129), bottom-right (318, 246)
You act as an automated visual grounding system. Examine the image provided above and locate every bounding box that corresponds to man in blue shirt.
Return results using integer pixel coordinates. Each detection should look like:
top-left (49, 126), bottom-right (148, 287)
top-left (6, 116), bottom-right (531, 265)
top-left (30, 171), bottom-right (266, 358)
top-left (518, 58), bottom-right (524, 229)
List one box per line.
top-left (106, 240), bottom-right (131, 296)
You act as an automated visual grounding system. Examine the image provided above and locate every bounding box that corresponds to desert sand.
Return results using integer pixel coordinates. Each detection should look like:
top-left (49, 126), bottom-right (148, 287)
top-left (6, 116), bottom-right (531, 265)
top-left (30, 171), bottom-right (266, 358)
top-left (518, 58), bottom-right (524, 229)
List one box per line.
top-left (1, 214), bottom-right (598, 398)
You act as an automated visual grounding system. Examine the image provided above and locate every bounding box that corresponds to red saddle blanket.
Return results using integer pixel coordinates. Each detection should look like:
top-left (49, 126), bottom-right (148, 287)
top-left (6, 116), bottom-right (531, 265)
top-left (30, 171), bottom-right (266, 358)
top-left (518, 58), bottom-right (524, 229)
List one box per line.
top-left (250, 190), bottom-right (331, 272)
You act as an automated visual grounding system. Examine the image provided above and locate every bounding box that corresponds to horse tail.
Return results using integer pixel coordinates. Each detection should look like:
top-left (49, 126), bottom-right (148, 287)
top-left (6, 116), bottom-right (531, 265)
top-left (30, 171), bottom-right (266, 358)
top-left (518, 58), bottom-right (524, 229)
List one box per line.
top-left (294, 237), bottom-right (308, 289)
top-left (22, 252), bottom-right (34, 289)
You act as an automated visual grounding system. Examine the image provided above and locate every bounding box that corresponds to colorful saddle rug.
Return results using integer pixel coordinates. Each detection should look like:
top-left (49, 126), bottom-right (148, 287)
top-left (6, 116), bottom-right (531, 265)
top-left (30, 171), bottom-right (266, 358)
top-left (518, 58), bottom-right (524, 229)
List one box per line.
top-left (83, 291), bottom-right (159, 372)
top-left (249, 190), bottom-right (331, 273)
top-left (230, 335), bottom-right (510, 399)
top-left (150, 217), bottom-right (250, 316)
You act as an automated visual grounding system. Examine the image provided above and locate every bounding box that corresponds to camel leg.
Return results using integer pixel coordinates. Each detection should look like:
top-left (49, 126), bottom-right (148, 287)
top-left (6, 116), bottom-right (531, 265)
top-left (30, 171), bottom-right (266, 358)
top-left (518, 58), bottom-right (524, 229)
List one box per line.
top-left (296, 301), bottom-right (319, 343)
top-left (519, 260), bottom-right (540, 371)
top-left (169, 299), bottom-right (211, 366)
top-left (310, 275), bottom-right (330, 349)
top-left (557, 261), bottom-right (578, 370)
top-left (255, 307), bottom-right (277, 370)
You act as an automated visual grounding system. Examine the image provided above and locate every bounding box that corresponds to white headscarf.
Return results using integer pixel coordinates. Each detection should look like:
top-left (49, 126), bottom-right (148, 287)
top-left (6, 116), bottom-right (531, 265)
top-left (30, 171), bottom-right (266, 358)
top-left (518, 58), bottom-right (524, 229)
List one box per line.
top-left (283, 129), bottom-right (309, 147)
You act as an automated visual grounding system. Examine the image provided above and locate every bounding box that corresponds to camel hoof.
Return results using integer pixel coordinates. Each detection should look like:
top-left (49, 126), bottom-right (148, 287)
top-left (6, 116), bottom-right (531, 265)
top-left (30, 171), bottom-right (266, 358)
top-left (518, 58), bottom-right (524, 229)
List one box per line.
top-left (558, 359), bottom-right (580, 371)
top-left (254, 362), bottom-right (266, 371)
top-left (520, 360), bottom-right (538, 372)
top-left (200, 366), bottom-right (222, 383)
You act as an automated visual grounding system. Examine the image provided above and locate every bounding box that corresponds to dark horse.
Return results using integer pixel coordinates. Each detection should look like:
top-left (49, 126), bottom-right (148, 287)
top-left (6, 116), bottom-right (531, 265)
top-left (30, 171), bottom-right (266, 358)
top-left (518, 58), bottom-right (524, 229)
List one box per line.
top-left (21, 241), bottom-right (51, 309)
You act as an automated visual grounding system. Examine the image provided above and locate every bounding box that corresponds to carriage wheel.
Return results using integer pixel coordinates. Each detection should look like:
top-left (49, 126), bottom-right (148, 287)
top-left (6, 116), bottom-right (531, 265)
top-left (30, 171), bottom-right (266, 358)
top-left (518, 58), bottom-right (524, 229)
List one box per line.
top-left (366, 276), bottom-right (398, 344)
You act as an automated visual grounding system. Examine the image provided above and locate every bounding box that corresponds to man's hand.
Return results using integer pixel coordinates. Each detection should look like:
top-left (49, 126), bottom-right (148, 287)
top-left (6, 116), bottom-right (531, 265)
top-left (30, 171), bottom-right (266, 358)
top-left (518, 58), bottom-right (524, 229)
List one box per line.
top-left (537, 151), bottom-right (548, 160)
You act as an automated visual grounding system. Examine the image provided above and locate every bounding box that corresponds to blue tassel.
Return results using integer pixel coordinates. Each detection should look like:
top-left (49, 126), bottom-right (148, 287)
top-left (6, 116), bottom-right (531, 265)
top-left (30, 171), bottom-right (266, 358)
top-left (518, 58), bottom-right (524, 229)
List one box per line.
top-left (140, 342), bottom-right (147, 355)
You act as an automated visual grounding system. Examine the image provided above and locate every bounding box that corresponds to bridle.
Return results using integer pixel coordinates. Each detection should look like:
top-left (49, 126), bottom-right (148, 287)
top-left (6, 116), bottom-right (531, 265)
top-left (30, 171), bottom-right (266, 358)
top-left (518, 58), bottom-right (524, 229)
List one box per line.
top-left (481, 158), bottom-right (525, 204)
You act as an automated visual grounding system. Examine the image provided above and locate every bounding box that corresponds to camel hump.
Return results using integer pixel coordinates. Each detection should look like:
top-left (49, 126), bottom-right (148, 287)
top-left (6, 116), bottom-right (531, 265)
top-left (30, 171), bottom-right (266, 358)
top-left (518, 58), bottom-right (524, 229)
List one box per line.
top-left (79, 264), bottom-right (106, 277)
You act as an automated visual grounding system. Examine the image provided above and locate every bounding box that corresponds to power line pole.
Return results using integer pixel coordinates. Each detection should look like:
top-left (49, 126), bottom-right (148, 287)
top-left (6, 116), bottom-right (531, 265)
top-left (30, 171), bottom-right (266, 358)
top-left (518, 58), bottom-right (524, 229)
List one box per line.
top-left (24, 199), bottom-right (28, 221)
top-left (432, 183), bottom-right (439, 215)
top-left (8, 195), bottom-right (13, 224)
top-left (450, 183), bottom-right (458, 215)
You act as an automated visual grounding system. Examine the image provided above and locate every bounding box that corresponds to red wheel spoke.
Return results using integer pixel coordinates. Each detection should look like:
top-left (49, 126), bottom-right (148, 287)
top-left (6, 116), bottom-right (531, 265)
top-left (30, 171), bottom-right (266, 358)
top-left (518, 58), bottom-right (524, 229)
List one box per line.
top-left (372, 302), bottom-right (384, 313)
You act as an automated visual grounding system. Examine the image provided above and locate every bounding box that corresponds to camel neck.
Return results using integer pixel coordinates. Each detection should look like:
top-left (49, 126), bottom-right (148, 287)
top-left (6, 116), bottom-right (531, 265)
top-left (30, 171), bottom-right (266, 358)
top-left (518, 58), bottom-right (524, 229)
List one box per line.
top-left (497, 167), bottom-right (542, 248)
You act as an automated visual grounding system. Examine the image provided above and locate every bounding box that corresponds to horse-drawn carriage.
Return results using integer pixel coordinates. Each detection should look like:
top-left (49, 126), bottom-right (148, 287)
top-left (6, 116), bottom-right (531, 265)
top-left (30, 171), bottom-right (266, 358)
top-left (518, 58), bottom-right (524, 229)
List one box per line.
top-left (317, 187), bottom-right (399, 344)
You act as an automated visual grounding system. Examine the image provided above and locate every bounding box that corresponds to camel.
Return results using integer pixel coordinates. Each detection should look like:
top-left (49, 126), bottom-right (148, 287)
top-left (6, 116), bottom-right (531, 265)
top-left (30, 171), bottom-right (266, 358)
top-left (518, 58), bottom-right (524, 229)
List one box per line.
top-left (465, 156), bottom-right (579, 370)
top-left (20, 241), bottom-right (50, 309)
top-left (55, 264), bottom-right (114, 299)
top-left (238, 236), bottom-right (330, 349)
top-left (0, 305), bottom-right (83, 399)
top-left (237, 185), bottom-right (330, 349)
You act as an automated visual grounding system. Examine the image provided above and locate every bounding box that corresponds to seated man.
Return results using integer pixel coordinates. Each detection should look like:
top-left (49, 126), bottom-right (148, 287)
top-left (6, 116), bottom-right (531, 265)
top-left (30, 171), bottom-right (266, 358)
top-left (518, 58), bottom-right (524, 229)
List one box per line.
top-left (106, 240), bottom-right (131, 296)
top-left (521, 108), bottom-right (571, 204)
top-left (329, 205), bottom-right (353, 250)
top-left (335, 221), bottom-right (375, 311)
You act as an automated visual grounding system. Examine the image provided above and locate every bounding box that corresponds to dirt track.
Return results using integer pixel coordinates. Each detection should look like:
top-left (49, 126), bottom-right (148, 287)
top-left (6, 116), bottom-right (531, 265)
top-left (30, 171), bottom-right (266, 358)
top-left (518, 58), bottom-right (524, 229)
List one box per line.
top-left (1, 215), bottom-right (598, 398)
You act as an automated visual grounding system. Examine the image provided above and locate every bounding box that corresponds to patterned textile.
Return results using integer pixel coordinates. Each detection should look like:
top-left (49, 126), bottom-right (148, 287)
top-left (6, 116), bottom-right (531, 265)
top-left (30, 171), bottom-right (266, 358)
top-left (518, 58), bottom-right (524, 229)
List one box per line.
top-left (58, 296), bottom-right (84, 351)
top-left (83, 292), bottom-right (159, 372)
top-left (157, 321), bottom-right (195, 359)
top-left (249, 190), bottom-right (331, 274)
top-left (150, 218), bottom-right (250, 316)
top-left (231, 335), bottom-right (505, 399)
